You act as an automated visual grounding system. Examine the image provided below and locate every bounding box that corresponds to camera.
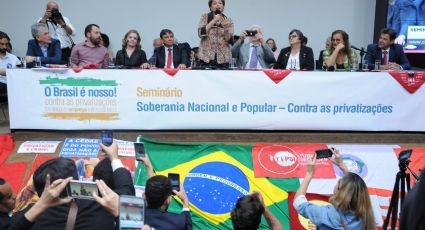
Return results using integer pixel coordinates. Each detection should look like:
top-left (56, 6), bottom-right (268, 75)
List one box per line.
top-left (245, 30), bottom-right (258, 37)
top-left (399, 149), bottom-right (412, 161)
top-left (49, 8), bottom-right (63, 23)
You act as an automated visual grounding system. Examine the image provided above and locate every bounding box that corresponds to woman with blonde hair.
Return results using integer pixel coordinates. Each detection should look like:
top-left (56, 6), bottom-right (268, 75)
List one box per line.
top-left (115, 29), bottom-right (148, 69)
top-left (294, 148), bottom-right (375, 230)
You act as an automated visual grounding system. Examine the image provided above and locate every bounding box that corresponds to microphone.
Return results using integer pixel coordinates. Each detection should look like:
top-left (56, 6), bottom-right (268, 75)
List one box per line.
top-left (350, 45), bottom-right (372, 55)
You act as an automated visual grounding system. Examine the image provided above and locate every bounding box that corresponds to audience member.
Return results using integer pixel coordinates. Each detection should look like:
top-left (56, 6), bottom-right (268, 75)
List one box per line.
top-left (400, 169), bottom-right (425, 230)
top-left (294, 148), bottom-right (375, 230)
top-left (198, 0), bottom-right (234, 68)
top-left (10, 140), bottom-right (134, 229)
top-left (97, 140), bottom-right (136, 196)
top-left (100, 33), bottom-right (114, 62)
top-left (231, 25), bottom-right (275, 69)
top-left (322, 30), bottom-right (358, 71)
top-left (144, 175), bottom-right (192, 230)
top-left (151, 29), bottom-right (189, 69)
top-left (231, 191), bottom-right (282, 230)
top-left (0, 178), bottom-right (16, 229)
top-left (38, 1), bottom-right (75, 62)
top-left (70, 24), bottom-right (109, 68)
top-left (274, 29), bottom-right (314, 70)
top-left (365, 28), bottom-right (410, 70)
top-left (25, 23), bottom-right (62, 66)
top-left (317, 37), bottom-right (331, 70)
top-left (140, 155), bottom-right (192, 230)
top-left (266, 38), bottom-right (279, 61)
top-left (92, 179), bottom-right (152, 230)
top-left (115, 30), bottom-right (148, 69)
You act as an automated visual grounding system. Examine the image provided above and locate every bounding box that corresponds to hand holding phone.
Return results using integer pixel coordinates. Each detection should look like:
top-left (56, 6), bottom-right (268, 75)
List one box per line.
top-left (134, 142), bottom-right (146, 161)
top-left (168, 173), bottom-right (180, 192)
top-left (67, 180), bottom-right (100, 200)
top-left (245, 30), bottom-right (258, 37)
top-left (315, 149), bottom-right (333, 159)
top-left (119, 195), bottom-right (145, 229)
top-left (101, 130), bottom-right (113, 147)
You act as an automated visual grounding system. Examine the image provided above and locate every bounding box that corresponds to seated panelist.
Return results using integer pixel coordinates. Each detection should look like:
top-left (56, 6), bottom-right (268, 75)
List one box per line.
top-left (365, 28), bottom-right (410, 70)
top-left (322, 30), bottom-right (358, 71)
top-left (274, 29), bottom-right (314, 70)
top-left (25, 23), bottom-right (62, 66)
top-left (115, 30), bottom-right (148, 69)
top-left (151, 29), bottom-right (189, 69)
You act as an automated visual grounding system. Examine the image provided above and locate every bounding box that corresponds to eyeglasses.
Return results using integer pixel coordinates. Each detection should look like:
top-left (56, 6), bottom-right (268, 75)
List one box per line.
top-left (288, 35), bottom-right (298, 39)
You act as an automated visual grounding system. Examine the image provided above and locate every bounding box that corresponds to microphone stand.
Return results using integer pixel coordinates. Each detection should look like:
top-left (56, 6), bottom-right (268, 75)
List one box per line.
top-left (351, 45), bottom-right (372, 71)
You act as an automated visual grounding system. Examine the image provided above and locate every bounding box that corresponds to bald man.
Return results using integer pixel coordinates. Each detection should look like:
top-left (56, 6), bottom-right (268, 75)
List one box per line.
top-left (0, 178), bottom-right (16, 229)
top-left (38, 1), bottom-right (75, 62)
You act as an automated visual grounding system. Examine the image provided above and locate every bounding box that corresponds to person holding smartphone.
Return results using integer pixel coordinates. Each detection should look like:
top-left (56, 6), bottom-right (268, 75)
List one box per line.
top-left (138, 153), bottom-right (192, 230)
top-left (293, 148), bottom-right (376, 230)
top-left (231, 25), bottom-right (275, 69)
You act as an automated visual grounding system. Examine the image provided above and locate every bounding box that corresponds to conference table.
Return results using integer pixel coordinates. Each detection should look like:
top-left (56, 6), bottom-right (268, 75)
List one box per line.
top-left (6, 68), bottom-right (425, 131)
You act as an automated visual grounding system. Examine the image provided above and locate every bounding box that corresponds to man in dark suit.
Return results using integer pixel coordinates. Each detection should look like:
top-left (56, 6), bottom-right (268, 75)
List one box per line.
top-left (144, 175), bottom-right (192, 230)
top-left (26, 23), bottom-right (62, 66)
top-left (152, 29), bottom-right (189, 69)
top-left (365, 28), bottom-right (410, 70)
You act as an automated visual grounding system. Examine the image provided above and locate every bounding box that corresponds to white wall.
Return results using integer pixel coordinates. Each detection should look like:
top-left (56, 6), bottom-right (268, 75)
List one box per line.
top-left (0, 0), bottom-right (376, 60)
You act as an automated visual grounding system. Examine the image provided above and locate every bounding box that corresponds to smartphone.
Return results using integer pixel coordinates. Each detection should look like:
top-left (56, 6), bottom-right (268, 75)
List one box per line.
top-left (245, 30), bottom-right (258, 37)
top-left (134, 142), bottom-right (145, 161)
top-left (119, 195), bottom-right (145, 229)
top-left (101, 130), bottom-right (113, 147)
top-left (67, 180), bottom-right (99, 200)
top-left (315, 149), bottom-right (333, 159)
top-left (168, 173), bottom-right (180, 192)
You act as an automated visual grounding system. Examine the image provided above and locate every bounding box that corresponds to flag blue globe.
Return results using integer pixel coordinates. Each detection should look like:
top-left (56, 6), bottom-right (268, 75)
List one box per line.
top-left (184, 162), bottom-right (250, 215)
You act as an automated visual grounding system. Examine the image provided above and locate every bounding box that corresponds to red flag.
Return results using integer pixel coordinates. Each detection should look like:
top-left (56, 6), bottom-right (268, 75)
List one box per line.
top-left (389, 71), bottom-right (425, 94)
top-left (288, 192), bottom-right (331, 230)
top-left (252, 143), bottom-right (336, 178)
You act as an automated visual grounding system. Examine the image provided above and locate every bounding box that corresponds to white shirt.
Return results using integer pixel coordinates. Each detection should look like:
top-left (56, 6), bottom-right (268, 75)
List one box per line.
top-left (164, 46), bottom-right (174, 69)
top-left (38, 16), bottom-right (76, 49)
top-left (245, 43), bottom-right (261, 69)
top-left (0, 52), bottom-right (21, 81)
top-left (285, 52), bottom-right (300, 70)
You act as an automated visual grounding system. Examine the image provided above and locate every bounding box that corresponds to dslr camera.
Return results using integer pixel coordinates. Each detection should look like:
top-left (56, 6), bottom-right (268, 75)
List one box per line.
top-left (49, 8), bottom-right (63, 23)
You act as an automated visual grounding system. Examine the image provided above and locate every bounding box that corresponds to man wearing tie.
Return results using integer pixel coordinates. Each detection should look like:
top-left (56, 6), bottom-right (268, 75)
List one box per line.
top-left (231, 25), bottom-right (275, 69)
top-left (365, 28), bottom-right (410, 70)
top-left (152, 29), bottom-right (189, 69)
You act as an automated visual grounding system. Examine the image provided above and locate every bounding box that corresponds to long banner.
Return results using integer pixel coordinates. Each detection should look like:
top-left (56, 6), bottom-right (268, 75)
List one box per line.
top-left (7, 69), bottom-right (425, 131)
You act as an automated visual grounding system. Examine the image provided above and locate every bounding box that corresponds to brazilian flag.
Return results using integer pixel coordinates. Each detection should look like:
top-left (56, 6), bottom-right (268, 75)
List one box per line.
top-left (134, 137), bottom-right (300, 230)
